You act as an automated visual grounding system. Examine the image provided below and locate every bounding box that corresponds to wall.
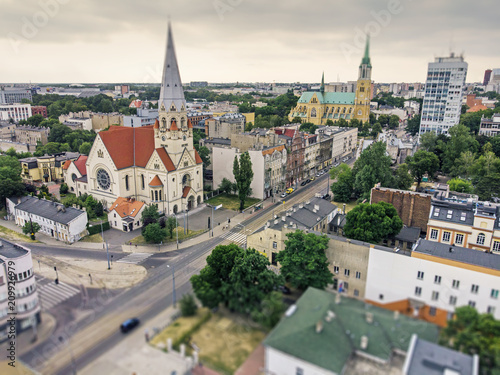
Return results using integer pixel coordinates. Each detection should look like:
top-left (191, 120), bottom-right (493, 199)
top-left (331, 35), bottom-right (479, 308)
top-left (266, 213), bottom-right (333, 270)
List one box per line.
top-left (0, 140), bottom-right (30, 153)
top-left (265, 347), bottom-right (337, 375)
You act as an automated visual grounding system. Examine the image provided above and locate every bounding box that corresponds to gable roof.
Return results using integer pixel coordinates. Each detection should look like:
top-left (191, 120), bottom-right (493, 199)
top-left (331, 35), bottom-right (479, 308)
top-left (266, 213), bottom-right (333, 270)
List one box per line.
top-left (109, 197), bottom-right (145, 218)
top-left (73, 155), bottom-right (88, 176)
top-left (297, 91), bottom-right (356, 105)
top-left (149, 175), bottom-right (163, 187)
top-left (13, 195), bottom-right (86, 225)
top-left (156, 148), bottom-right (176, 171)
top-left (194, 149), bottom-right (203, 164)
top-left (62, 160), bottom-right (71, 170)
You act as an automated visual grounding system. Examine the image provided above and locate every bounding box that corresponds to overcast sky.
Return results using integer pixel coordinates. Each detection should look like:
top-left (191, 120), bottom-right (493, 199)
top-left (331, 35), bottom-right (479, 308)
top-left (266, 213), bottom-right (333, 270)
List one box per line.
top-left (1, 0), bottom-right (498, 85)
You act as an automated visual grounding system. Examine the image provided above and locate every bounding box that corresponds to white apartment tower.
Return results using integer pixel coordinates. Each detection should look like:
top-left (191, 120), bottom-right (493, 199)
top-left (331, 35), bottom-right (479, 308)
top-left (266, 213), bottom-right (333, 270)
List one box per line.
top-left (419, 53), bottom-right (468, 135)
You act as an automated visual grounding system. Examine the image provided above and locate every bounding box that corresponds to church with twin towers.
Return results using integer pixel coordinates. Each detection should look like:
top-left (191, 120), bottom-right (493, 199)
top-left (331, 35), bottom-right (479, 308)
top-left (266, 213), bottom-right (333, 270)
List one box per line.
top-left (83, 23), bottom-right (204, 216)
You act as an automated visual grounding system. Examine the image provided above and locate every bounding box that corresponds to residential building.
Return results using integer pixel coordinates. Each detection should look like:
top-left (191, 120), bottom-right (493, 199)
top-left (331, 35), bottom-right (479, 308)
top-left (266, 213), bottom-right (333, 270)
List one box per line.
top-left (318, 134), bottom-right (334, 170)
top-left (0, 87), bottom-right (32, 104)
top-left (190, 81), bottom-right (208, 87)
top-left (479, 113), bottom-right (500, 136)
top-left (288, 37), bottom-right (372, 124)
top-left (62, 117), bottom-right (92, 131)
top-left (114, 85), bottom-right (130, 96)
top-left (371, 186), bottom-right (432, 233)
top-left (324, 81), bottom-right (356, 93)
top-left (274, 128), bottom-right (306, 186)
top-left (0, 122), bottom-right (15, 141)
top-left (31, 106), bottom-right (47, 118)
top-left (205, 113), bottom-right (245, 139)
top-left (382, 133), bottom-right (418, 164)
top-left (84, 23), bottom-right (203, 214)
top-left (303, 134), bottom-right (320, 177)
top-left (483, 69), bottom-right (492, 86)
top-left (316, 126), bottom-right (358, 163)
top-left (419, 53), bottom-right (468, 135)
top-left (264, 287), bottom-right (439, 375)
top-left (123, 107), bottom-right (158, 128)
top-left (365, 238), bottom-right (500, 326)
top-left (59, 111), bottom-right (123, 132)
top-left (0, 104), bottom-right (32, 123)
top-left (187, 112), bottom-right (212, 130)
top-left (108, 197), bottom-right (145, 232)
top-left (62, 155), bottom-right (88, 193)
top-left (6, 196), bottom-right (88, 243)
top-left (90, 112), bottom-right (123, 132)
top-left (0, 240), bottom-right (41, 342)
top-left (20, 152), bottom-right (80, 183)
top-left (230, 128), bottom-right (284, 153)
top-left (14, 125), bottom-right (49, 147)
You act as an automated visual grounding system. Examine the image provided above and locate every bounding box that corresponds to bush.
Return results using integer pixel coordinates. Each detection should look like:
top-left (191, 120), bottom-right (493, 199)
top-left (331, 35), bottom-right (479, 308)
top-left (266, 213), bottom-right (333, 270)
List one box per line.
top-left (87, 221), bottom-right (110, 235)
top-left (142, 223), bottom-right (166, 243)
top-left (59, 183), bottom-right (69, 195)
top-left (179, 294), bottom-right (198, 317)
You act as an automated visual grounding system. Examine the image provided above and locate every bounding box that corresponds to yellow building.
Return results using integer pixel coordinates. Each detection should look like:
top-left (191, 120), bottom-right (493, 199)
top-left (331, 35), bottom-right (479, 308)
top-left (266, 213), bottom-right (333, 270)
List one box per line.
top-left (20, 152), bottom-right (80, 183)
top-left (289, 36), bottom-right (372, 125)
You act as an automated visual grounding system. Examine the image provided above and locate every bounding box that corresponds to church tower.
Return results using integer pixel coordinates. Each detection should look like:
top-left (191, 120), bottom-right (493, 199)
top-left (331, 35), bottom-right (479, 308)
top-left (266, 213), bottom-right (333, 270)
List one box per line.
top-left (155, 22), bottom-right (194, 164)
top-left (354, 35), bottom-right (372, 123)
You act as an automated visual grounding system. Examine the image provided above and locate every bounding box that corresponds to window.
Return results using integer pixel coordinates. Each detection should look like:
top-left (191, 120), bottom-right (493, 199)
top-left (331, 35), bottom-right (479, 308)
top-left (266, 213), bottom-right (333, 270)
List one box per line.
top-left (429, 307), bottom-right (437, 316)
top-left (442, 231), bottom-right (451, 242)
top-left (141, 174), bottom-right (145, 190)
top-left (471, 284), bottom-right (479, 294)
top-left (333, 266), bottom-right (339, 274)
top-left (468, 301), bottom-right (476, 308)
top-left (477, 233), bottom-right (485, 245)
top-left (272, 241), bottom-right (277, 249)
top-left (432, 291), bottom-right (439, 301)
top-left (344, 269), bottom-right (350, 277)
top-left (493, 241), bottom-right (500, 253)
top-left (379, 294), bottom-right (384, 300)
top-left (433, 208), bottom-right (440, 217)
top-left (449, 296), bottom-right (457, 305)
top-left (125, 175), bottom-right (129, 190)
top-left (417, 271), bottom-right (424, 280)
top-left (434, 275), bottom-right (442, 284)
top-left (415, 286), bottom-right (422, 296)
top-left (452, 280), bottom-right (460, 289)
top-left (430, 229), bottom-right (438, 240)
top-left (355, 271), bottom-right (361, 279)
top-left (296, 368), bottom-right (304, 375)
top-left (455, 233), bottom-right (464, 245)
top-left (446, 210), bottom-right (453, 219)
top-left (354, 289), bottom-right (359, 297)
top-left (487, 306), bottom-right (496, 315)
top-left (344, 282), bottom-right (349, 290)
top-left (491, 289), bottom-right (499, 299)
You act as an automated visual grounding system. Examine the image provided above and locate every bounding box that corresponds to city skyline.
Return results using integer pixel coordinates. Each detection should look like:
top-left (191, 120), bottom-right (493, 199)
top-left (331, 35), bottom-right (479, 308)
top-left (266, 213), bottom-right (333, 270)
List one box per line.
top-left (1, 0), bottom-right (498, 84)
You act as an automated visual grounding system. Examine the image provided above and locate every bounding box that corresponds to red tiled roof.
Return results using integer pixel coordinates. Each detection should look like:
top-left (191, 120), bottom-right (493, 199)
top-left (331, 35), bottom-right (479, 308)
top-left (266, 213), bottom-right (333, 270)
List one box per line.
top-left (194, 149), bottom-right (203, 164)
top-left (156, 148), bottom-right (176, 171)
top-left (467, 104), bottom-right (488, 113)
top-left (262, 144), bottom-right (285, 156)
top-left (187, 119), bottom-right (193, 128)
top-left (109, 197), bottom-right (145, 218)
top-left (73, 155), bottom-right (88, 176)
top-left (98, 126), bottom-right (156, 169)
top-left (182, 186), bottom-right (191, 198)
top-left (62, 160), bottom-right (71, 170)
top-left (284, 129), bottom-right (296, 138)
top-left (153, 119), bottom-right (159, 129)
top-left (170, 120), bottom-right (179, 131)
top-left (149, 175), bottom-right (163, 187)
top-left (129, 99), bottom-right (142, 108)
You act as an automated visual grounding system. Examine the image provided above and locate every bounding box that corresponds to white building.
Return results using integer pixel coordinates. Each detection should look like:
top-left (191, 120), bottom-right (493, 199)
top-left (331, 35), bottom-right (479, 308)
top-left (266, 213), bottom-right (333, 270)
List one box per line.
top-left (6, 196), bottom-right (88, 244)
top-left (419, 53), bottom-right (468, 135)
top-left (0, 87), bottom-right (32, 104)
top-left (108, 197), bottom-right (145, 232)
top-left (123, 107), bottom-right (158, 128)
top-left (479, 113), bottom-right (500, 137)
top-left (62, 155), bottom-right (88, 194)
top-left (0, 240), bottom-right (41, 342)
top-left (0, 103), bottom-right (32, 123)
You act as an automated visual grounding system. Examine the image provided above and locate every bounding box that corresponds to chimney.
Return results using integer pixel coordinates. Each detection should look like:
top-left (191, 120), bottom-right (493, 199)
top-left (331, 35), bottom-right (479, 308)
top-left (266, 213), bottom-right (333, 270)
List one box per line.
top-left (315, 320), bottom-right (323, 333)
top-left (394, 311), bottom-right (400, 320)
top-left (360, 336), bottom-right (368, 350)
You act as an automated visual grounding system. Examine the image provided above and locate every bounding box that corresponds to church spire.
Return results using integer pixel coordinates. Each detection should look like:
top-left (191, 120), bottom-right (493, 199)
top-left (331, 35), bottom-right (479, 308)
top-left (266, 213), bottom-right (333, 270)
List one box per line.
top-left (159, 22), bottom-right (186, 112)
top-left (360, 34), bottom-right (371, 68)
top-left (320, 72), bottom-right (325, 93)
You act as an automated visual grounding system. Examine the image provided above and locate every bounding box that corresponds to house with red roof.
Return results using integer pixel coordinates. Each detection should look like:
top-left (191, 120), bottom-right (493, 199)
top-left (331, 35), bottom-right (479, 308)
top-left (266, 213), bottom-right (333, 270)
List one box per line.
top-left (83, 23), bottom-right (204, 216)
top-left (63, 155), bottom-right (88, 194)
top-left (108, 197), bottom-right (146, 232)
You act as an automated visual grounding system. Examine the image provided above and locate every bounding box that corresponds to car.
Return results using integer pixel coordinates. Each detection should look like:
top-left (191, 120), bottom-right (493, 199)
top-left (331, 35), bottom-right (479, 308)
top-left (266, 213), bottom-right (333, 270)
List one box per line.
top-left (286, 187), bottom-right (294, 194)
top-left (306, 179), bottom-right (311, 184)
top-left (322, 193), bottom-right (331, 200)
top-left (278, 285), bottom-right (291, 295)
top-left (310, 176), bottom-right (315, 181)
top-left (120, 318), bottom-right (140, 333)
top-left (316, 173), bottom-right (321, 177)
top-left (334, 163), bottom-right (340, 167)
top-left (280, 192), bottom-right (287, 198)
top-left (300, 181), bottom-right (307, 186)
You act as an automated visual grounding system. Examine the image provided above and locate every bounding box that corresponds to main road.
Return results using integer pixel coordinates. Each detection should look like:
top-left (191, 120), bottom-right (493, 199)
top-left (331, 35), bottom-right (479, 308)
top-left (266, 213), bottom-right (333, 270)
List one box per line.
top-left (21, 170), bottom-right (337, 375)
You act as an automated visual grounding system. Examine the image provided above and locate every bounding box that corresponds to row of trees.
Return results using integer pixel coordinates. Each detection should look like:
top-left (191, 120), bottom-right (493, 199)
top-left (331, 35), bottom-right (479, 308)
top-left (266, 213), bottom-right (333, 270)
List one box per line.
top-left (140, 205), bottom-right (179, 243)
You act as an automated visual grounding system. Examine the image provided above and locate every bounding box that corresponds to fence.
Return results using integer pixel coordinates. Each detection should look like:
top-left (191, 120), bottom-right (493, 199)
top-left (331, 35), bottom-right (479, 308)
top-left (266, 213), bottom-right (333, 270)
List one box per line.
top-left (87, 221), bottom-right (110, 235)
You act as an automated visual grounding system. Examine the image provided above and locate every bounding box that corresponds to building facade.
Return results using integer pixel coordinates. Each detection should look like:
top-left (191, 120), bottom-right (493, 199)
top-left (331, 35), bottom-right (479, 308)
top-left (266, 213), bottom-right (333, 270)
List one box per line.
top-left (108, 197), bottom-right (145, 232)
top-left (419, 53), bottom-right (468, 135)
top-left (62, 155), bottom-right (88, 192)
top-left (479, 113), bottom-right (500, 137)
top-left (0, 104), bottom-right (32, 123)
top-left (20, 152), bottom-right (80, 183)
top-left (0, 87), bottom-right (32, 105)
top-left (205, 113), bottom-right (245, 139)
top-left (15, 125), bottom-right (49, 147)
top-left (31, 106), bottom-right (47, 118)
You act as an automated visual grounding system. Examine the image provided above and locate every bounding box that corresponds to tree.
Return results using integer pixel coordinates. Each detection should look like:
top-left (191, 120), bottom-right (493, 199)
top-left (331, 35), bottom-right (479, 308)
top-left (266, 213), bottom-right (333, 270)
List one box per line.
top-left (218, 177), bottom-right (234, 194)
top-left (165, 216), bottom-right (178, 239)
top-left (93, 201), bottom-right (104, 218)
top-left (223, 249), bottom-right (283, 314)
top-left (245, 121), bottom-right (254, 131)
top-left (344, 202), bottom-right (403, 243)
top-left (24, 114), bottom-right (45, 127)
top-left (439, 306), bottom-right (500, 373)
top-left (251, 291), bottom-right (286, 329)
top-left (142, 223), bottom-right (166, 243)
top-left (22, 221), bottom-right (41, 239)
top-left (337, 118), bottom-right (348, 127)
top-left (405, 115), bottom-right (421, 136)
top-left (371, 122), bottom-right (382, 137)
top-left (452, 151), bottom-right (476, 179)
top-left (299, 122), bottom-right (317, 134)
top-left (442, 124), bottom-right (479, 174)
top-left (388, 115), bottom-right (400, 129)
top-left (233, 152), bottom-right (254, 211)
top-left (378, 114), bottom-right (390, 127)
top-left (447, 178), bottom-right (473, 193)
top-left (291, 116), bottom-right (303, 124)
top-left (141, 204), bottom-right (160, 228)
top-left (179, 294), bottom-right (198, 317)
top-left (406, 150), bottom-right (439, 188)
top-left (0, 155), bottom-right (26, 208)
top-left (197, 146), bottom-right (211, 168)
top-left (59, 183), bottom-right (69, 195)
top-left (470, 152), bottom-right (500, 201)
top-left (325, 119), bottom-right (334, 126)
top-left (393, 163), bottom-right (414, 190)
top-left (79, 142), bottom-right (92, 155)
top-left (330, 164), bottom-right (354, 202)
top-left (276, 231), bottom-right (333, 290)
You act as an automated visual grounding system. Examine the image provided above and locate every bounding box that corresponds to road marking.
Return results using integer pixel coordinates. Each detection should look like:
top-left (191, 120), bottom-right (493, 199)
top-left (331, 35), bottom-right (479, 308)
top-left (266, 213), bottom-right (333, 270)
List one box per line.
top-left (38, 281), bottom-right (80, 310)
top-left (116, 252), bottom-right (153, 265)
top-left (220, 230), bottom-right (247, 246)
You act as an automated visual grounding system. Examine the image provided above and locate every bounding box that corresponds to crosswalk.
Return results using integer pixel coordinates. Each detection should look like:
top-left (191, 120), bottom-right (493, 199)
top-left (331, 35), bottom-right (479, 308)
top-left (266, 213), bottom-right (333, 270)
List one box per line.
top-left (116, 252), bottom-right (153, 265)
top-left (37, 279), bottom-right (81, 310)
top-left (220, 230), bottom-right (247, 247)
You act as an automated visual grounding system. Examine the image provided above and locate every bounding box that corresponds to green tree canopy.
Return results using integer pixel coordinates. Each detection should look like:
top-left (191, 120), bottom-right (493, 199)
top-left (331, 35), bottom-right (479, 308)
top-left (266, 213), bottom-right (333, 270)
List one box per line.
top-left (79, 142), bottom-right (92, 155)
top-left (447, 178), bottom-right (473, 193)
top-left (218, 177), bottom-right (234, 194)
top-left (0, 155), bottom-right (26, 208)
top-left (405, 115), bottom-right (421, 136)
top-left (330, 163), bottom-right (354, 203)
top-left (299, 122), bottom-right (317, 134)
top-left (165, 216), bottom-right (178, 239)
top-left (141, 204), bottom-right (160, 228)
top-left (22, 221), bottom-right (41, 238)
top-left (406, 150), bottom-right (440, 187)
top-left (276, 231), bottom-right (333, 290)
top-left (394, 163), bottom-right (414, 190)
top-left (442, 124), bottom-right (479, 174)
top-left (344, 202), bottom-right (403, 243)
top-left (233, 152), bottom-right (254, 211)
top-left (142, 223), bottom-right (166, 243)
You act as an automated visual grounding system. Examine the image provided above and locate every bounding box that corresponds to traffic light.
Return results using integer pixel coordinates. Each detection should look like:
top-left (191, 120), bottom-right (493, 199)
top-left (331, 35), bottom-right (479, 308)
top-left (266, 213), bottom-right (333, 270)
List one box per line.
top-left (55, 278), bottom-right (59, 285)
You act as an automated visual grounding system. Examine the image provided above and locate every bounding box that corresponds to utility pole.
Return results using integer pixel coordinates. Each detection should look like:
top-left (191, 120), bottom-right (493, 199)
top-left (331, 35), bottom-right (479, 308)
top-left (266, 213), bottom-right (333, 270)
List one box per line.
top-left (106, 242), bottom-right (110, 270)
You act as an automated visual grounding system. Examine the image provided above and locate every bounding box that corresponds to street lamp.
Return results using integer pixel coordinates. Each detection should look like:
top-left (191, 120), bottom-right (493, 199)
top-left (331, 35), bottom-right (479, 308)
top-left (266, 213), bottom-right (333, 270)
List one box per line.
top-left (54, 266), bottom-right (59, 285)
top-left (166, 264), bottom-right (176, 307)
top-left (101, 220), bottom-right (110, 270)
top-left (59, 336), bottom-right (77, 375)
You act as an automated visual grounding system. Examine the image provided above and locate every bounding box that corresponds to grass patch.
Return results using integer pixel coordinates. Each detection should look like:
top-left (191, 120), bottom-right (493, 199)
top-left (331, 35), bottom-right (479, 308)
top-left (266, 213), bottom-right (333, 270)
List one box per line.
top-left (0, 225), bottom-right (40, 243)
top-left (130, 226), bottom-right (204, 245)
top-left (331, 199), bottom-right (357, 213)
top-left (206, 193), bottom-right (260, 211)
top-left (80, 233), bottom-right (103, 243)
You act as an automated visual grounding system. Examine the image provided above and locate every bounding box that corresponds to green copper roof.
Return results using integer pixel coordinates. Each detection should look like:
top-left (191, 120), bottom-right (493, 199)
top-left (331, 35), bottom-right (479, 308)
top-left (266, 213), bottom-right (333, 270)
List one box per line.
top-left (264, 288), bottom-right (439, 373)
top-left (297, 91), bottom-right (356, 105)
top-left (360, 35), bottom-right (371, 67)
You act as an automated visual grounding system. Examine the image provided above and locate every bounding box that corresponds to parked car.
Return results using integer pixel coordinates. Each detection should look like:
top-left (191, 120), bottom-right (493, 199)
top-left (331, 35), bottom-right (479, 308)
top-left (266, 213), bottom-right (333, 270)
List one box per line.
top-left (300, 181), bottom-right (307, 186)
top-left (306, 179), bottom-right (311, 184)
top-left (334, 163), bottom-right (340, 167)
top-left (286, 187), bottom-right (294, 194)
top-left (322, 193), bottom-right (331, 200)
top-left (280, 192), bottom-right (287, 198)
top-left (120, 318), bottom-right (140, 333)
top-left (316, 173), bottom-right (321, 177)
top-left (310, 176), bottom-right (315, 181)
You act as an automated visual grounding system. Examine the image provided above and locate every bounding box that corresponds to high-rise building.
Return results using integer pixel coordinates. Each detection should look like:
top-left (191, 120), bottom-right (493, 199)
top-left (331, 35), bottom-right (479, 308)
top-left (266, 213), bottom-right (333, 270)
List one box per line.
top-left (0, 87), bottom-right (32, 104)
top-left (419, 53), bottom-right (468, 135)
top-left (483, 69), bottom-right (492, 86)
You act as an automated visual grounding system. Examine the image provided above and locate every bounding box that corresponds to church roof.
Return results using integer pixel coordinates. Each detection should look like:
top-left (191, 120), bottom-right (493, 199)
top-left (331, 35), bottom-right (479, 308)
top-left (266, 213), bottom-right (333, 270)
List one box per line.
top-left (149, 175), bottom-right (163, 187)
top-left (98, 125), bottom-right (156, 169)
top-left (73, 155), bottom-right (88, 176)
top-left (194, 149), bottom-right (203, 164)
top-left (187, 118), bottom-right (193, 128)
top-left (361, 35), bottom-right (372, 68)
top-left (156, 148), bottom-right (176, 171)
top-left (153, 119), bottom-right (159, 129)
top-left (297, 92), bottom-right (355, 105)
top-left (62, 160), bottom-right (71, 170)
top-left (182, 186), bottom-right (191, 198)
top-left (170, 120), bottom-right (179, 131)
top-left (109, 197), bottom-right (145, 218)
top-left (158, 22), bottom-right (186, 112)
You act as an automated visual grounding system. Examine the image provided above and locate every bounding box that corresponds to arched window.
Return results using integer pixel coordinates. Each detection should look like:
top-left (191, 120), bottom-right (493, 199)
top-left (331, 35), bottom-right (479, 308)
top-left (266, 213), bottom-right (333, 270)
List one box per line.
top-left (125, 175), bottom-right (129, 190)
top-left (161, 117), bottom-right (166, 128)
top-left (182, 174), bottom-right (191, 187)
top-left (311, 108), bottom-right (317, 118)
top-left (154, 190), bottom-right (158, 201)
top-left (141, 174), bottom-right (145, 190)
top-left (151, 191), bottom-right (154, 200)
top-left (477, 233), bottom-right (486, 245)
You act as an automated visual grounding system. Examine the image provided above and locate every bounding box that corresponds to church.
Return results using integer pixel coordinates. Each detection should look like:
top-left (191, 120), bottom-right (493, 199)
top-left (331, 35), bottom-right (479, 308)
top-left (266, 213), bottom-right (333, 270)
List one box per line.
top-left (80, 23), bottom-right (204, 216)
top-left (288, 37), bottom-right (372, 125)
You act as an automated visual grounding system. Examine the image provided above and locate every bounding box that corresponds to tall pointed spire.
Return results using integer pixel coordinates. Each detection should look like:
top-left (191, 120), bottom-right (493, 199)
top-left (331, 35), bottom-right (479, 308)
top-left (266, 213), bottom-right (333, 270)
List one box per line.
top-left (159, 22), bottom-right (186, 112)
top-left (320, 72), bottom-right (325, 93)
top-left (360, 34), bottom-right (371, 68)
